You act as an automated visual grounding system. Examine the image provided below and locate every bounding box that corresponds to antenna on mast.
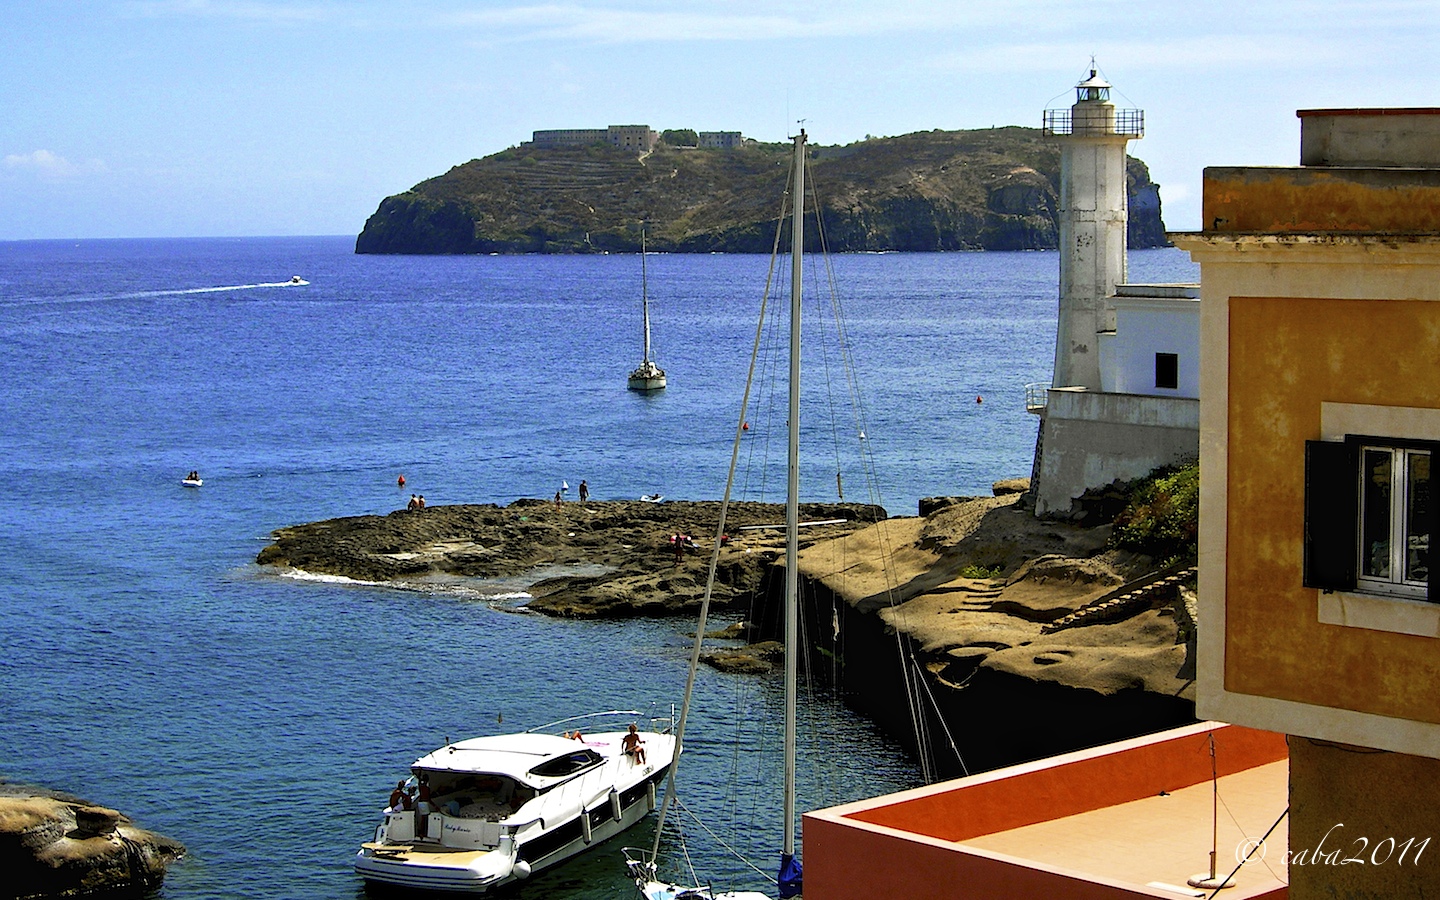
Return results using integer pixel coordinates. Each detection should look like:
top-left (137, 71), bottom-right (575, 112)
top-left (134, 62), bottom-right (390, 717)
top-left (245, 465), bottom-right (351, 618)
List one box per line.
top-left (1188, 732), bottom-right (1234, 890)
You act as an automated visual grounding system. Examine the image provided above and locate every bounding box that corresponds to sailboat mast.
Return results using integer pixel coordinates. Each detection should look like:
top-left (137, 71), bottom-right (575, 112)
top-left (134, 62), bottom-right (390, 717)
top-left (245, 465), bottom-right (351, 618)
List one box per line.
top-left (783, 128), bottom-right (805, 862)
top-left (641, 228), bottom-right (652, 364)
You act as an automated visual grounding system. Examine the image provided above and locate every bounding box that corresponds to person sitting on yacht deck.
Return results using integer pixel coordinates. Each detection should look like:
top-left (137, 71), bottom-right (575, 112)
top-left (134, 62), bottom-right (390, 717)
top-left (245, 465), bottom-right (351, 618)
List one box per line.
top-left (622, 724), bottom-right (646, 764)
top-left (389, 780), bottom-right (407, 811)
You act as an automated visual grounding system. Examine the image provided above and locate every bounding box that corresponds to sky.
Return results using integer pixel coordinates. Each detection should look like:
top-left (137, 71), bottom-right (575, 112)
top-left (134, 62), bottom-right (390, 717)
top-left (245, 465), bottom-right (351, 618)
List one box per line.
top-left (4, 0), bottom-right (1438, 240)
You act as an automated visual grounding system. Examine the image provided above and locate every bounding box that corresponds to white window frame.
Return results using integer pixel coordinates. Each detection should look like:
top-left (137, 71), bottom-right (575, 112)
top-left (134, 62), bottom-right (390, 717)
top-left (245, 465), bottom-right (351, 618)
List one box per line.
top-left (1355, 443), bottom-right (1430, 600)
top-left (1319, 403), bottom-right (1440, 637)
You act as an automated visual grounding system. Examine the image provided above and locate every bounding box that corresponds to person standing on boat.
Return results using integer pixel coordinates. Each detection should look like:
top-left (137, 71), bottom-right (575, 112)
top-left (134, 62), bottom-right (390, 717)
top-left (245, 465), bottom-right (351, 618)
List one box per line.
top-left (415, 775), bottom-right (434, 837)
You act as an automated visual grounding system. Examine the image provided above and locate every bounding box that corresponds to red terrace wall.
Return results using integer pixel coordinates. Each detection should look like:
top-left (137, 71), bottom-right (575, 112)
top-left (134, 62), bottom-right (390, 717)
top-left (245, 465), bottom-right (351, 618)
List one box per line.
top-left (838, 724), bottom-right (1287, 842)
top-left (803, 815), bottom-right (1174, 900)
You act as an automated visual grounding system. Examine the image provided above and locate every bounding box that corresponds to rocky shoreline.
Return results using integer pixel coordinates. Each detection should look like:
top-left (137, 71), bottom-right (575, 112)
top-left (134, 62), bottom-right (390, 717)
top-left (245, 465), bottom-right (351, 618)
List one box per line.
top-left (257, 488), bottom-right (1196, 775)
top-left (256, 498), bottom-right (885, 617)
top-left (0, 783), bottom-right (184, 900)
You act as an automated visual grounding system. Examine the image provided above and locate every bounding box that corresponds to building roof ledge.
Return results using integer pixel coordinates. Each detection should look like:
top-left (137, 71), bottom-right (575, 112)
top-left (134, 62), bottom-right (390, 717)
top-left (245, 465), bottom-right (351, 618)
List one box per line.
top-left (1299, 107), bottom-right (1440, 118)
top-left (1172, 231), bottom-right (1440, 245)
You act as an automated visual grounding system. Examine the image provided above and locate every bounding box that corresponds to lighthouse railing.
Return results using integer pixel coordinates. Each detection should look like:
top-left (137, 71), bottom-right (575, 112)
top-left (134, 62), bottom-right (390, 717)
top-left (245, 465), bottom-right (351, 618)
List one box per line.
top-left (1025, 382), bottom-right (1052, 414)
top-left (1042, 108), bottom-right (1144, 138)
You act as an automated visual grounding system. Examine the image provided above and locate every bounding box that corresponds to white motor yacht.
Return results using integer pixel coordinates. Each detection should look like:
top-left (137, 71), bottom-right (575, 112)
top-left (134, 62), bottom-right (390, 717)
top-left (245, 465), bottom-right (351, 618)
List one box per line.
top-left (356, 711), bottom-right (676, 894)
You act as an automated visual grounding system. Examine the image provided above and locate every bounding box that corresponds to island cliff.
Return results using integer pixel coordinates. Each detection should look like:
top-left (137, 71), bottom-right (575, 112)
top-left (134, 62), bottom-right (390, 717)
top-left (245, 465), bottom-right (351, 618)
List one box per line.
top-left (355, 127), bottom-right (1168, 255)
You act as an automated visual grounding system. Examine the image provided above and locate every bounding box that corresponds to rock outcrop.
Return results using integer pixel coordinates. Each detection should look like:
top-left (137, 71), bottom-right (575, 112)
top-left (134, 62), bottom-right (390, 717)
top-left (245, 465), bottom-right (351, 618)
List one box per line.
top-left (260, 488), bottom-right (1197, 776)
top-left (0, 786), bottom-right (184, 900)
top-left (256, 499), bottom-right (886, 617)
top-left (355, 127), bottom-right (1168, 255)
top-left (782, 491), bottom-right (1196, 775)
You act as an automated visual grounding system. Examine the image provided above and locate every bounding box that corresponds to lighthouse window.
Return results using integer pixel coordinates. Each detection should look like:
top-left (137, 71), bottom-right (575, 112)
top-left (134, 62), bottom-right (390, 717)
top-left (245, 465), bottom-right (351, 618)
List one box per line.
top-left (1155, 353), bottom-right (1179, 390)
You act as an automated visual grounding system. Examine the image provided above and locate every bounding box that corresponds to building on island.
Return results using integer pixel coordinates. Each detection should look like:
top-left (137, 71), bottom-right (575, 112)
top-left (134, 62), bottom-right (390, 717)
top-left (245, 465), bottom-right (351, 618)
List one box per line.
top-left (529, 125), bottom-right (658, 152)
top-left (1029, 69), bottom-right (1200, 517)
top-left (1170, 108), bottom-right (1440, 900)
top-left (698, 131), bottom-right (744, 149)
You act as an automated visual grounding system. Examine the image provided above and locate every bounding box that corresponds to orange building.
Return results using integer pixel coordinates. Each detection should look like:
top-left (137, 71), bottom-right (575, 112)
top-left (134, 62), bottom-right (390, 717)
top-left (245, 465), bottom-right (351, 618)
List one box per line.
top-left (1170, 108), bottom-right (1440, 899)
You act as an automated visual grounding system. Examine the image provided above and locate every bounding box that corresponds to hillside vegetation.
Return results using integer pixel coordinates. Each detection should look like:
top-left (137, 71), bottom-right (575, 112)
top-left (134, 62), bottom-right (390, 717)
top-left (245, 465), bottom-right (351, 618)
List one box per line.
top-left (356, 127), bottom-right (1167, 254)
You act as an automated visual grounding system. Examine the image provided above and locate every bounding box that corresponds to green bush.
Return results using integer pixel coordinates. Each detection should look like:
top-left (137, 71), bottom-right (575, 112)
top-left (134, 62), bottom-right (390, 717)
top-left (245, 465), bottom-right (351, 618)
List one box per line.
top-left (959, 563), bottom-right (1004, 580)
top-left (1111, 463), bottom-right (1199, 565)
top-left (662, 128), bottom-right (699, 147)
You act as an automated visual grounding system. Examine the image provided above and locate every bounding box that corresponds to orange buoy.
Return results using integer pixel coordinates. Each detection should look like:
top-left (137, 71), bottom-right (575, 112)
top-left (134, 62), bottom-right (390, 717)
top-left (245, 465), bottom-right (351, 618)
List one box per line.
top-left (398, 474), bottom-right (406, 487)
top-left (742, 422), bottom-right (750, 431)
top-left (975, 396), bottom-right (983, 404)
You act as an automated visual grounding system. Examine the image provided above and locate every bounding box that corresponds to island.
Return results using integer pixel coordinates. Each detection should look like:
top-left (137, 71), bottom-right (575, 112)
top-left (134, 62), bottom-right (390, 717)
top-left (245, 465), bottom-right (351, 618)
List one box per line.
top-left (257, 473), bottom-right (1196, 777)
top-left (354, 127), bottom-right (1167, 255)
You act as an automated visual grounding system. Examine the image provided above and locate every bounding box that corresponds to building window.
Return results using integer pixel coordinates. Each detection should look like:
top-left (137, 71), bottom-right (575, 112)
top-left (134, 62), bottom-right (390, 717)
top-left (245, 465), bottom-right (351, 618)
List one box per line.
top-left (1155, 352), bottom-right (1179, 390)
top-left (1306, 436), bottom-right (1436, 601)
top-left (1359, 446), bottom-right (1431, 592)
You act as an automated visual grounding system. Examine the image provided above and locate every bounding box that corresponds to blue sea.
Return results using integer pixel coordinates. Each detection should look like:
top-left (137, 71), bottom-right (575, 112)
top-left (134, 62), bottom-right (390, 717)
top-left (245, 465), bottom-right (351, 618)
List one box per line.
top-left (0, 236), bottom-right (1197, 899)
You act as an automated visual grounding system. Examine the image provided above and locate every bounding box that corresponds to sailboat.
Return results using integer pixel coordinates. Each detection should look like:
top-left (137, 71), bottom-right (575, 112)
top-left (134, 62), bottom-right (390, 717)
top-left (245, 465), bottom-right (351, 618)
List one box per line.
top-left (625, 129), bottom-right (814, 900)
top-left (627, 227), bottom-right (667, 392)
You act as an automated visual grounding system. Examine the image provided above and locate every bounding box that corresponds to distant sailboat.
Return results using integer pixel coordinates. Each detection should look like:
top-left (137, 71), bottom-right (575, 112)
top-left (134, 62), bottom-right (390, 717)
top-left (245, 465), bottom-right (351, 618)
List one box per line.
top-left (628, 228), bottom-right (667, 392)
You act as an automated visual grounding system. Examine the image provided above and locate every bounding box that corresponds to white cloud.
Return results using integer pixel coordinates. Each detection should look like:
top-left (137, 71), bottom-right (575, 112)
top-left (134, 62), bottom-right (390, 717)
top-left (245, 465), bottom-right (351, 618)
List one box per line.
top-left (4, 150), bottom-right (108, 179)
top-left (121, 0), bottom-right (329, 22)
top-left (922, 32), bottom-right (1338, 79)
top-left (444, 1), bottom-right (1058, 44)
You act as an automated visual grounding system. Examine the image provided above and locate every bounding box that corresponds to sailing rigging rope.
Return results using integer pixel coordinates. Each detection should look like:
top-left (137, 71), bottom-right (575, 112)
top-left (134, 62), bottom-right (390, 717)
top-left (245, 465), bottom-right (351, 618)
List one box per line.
top-left (673, 796), bottom-right (780, 885)
top-left (802, 152), bottom-right (952, 784)
top-left (737, 172), bottom-right (794, 504)
top-left (645, 159), bottom-right (792, 869)
top-left (913, 655), bottom-right (969, 776)
top-left (806, 176), bottom-right (846, 506)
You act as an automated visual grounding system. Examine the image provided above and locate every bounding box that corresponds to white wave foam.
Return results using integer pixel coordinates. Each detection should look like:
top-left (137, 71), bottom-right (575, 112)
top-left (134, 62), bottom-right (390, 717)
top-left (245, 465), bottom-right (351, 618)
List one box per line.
top-left (278, 568), bottom-right (382, 586)
top-left (122, 279), bottom-right (308, 299)
top-left (276, 568), bottom-right (533, 603)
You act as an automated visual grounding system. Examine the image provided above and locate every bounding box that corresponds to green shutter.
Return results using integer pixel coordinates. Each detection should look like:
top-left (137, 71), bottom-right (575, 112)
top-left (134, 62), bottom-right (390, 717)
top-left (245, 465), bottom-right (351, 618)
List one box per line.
top-left (1304, 440), bottom-right (1358, 591)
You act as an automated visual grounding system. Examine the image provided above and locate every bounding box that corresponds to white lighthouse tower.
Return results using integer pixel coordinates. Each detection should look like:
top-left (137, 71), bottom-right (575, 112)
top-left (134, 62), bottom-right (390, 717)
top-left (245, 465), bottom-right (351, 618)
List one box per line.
top-left (1044, 67), bottom-right (1144, 391)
